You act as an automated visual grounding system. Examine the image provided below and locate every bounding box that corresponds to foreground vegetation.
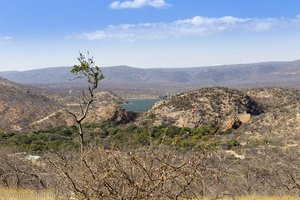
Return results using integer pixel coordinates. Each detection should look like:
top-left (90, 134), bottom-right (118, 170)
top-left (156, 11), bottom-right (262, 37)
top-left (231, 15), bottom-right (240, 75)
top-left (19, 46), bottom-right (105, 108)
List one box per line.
top-left (0, 121), bottom-right (299, 199)
top-left (0, 137), bottom-right (299, 199)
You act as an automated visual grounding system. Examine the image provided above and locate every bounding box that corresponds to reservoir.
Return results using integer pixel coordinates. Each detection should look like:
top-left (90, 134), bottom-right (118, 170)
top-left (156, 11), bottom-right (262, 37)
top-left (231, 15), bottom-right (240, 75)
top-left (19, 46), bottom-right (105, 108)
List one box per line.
top-left (122, 98), bottom-right (160, 113)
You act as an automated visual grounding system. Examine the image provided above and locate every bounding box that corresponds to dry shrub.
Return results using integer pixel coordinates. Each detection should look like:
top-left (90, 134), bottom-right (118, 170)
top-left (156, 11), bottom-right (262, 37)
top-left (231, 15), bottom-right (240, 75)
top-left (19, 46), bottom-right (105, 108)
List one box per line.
top-left (0, 147), bottom-right (48, 190)
top-left (0, 146), bottom-right (299, 199)
top-left (47, 146), bottom-right (218, 200)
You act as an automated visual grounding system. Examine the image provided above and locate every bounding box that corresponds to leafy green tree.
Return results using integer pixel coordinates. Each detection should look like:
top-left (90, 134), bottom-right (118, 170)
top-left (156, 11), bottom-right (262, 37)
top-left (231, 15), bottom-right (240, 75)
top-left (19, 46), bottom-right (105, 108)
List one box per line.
top-left (66, 52), bottom-right (104, 152)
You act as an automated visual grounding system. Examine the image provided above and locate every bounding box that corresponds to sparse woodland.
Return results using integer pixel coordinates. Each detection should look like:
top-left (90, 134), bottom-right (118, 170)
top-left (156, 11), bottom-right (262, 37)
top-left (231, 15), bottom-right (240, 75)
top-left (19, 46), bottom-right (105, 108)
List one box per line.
top-left (0, 145), bottom-right (299, 199)
top-left (0, 54), bottom-right (300, 200)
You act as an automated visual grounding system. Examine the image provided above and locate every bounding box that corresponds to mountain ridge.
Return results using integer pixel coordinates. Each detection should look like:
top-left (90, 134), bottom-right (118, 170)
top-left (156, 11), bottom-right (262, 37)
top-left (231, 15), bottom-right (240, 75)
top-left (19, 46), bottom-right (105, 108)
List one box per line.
top-left (1, 60), bottom-right (300, 96)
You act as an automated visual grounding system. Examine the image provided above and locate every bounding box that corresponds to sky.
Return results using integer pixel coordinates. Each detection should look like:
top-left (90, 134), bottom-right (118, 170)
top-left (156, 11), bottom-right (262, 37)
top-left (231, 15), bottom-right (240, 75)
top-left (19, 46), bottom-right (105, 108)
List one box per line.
top-left (0, 0), bottom-right (300, 71)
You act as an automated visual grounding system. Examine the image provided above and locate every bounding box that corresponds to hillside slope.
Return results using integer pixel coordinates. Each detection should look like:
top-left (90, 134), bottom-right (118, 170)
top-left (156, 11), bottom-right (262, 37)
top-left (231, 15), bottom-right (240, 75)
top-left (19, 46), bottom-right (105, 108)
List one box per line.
top-left (0, 78), bottom-right (129, 132)
top-left (235, 88), bottom-right (300, 149)
top-left (0, 78), bottom-right (62, 131)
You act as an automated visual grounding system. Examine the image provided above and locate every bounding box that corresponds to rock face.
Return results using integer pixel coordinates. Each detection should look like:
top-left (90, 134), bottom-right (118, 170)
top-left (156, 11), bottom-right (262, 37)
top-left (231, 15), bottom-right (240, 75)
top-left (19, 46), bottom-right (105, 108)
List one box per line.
top-left (147, 87), bottom-right (263, 128)
top-left (220, 116), bottom-right (242, 132)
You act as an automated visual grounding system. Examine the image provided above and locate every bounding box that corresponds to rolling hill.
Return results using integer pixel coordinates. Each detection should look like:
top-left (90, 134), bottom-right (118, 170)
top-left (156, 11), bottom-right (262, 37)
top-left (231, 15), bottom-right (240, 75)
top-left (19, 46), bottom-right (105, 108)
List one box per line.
top-left (0, 77), bottom-right (62, 131)
top-left (146, 87), bottom-right (263, 128)
top-left (0, 78), bottom-right (129, 132)
top-left (144, 87), bottom-right (300, 150)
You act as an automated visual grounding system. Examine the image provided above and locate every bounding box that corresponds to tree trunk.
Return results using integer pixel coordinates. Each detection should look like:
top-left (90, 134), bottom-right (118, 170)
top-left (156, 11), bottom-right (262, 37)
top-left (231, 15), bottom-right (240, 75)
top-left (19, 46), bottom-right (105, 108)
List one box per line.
top-left (78, 123), bottom-right (84, 154)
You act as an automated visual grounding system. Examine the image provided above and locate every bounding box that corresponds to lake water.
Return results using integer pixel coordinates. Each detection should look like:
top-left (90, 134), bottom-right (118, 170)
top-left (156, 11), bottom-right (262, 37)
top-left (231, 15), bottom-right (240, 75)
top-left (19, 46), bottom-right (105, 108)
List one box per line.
top-left (122, 98), bottom-right (160, 113)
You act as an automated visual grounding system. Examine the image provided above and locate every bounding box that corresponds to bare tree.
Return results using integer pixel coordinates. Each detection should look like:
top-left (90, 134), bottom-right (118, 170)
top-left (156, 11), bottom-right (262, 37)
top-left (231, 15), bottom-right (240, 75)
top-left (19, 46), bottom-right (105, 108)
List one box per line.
top-left (66, 52), bottom-right (104, 152)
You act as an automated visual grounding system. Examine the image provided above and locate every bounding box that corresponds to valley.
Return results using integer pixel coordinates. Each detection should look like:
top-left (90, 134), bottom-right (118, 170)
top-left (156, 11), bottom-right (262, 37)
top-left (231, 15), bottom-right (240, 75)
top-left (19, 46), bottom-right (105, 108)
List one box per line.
top-left (0, 61), bottom-right (300, 199)
top-left (2, 0), bottom-right (300, 198)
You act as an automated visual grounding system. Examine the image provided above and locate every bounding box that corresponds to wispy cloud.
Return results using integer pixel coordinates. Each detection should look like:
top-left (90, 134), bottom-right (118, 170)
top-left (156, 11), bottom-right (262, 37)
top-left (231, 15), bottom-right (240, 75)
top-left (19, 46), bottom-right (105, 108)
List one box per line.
top-left (110, 0), bottom-right (171, 9)
top-left (67, 15), bottom-right (300, 42)
top-left (0, 36), bottom-right (12, 44)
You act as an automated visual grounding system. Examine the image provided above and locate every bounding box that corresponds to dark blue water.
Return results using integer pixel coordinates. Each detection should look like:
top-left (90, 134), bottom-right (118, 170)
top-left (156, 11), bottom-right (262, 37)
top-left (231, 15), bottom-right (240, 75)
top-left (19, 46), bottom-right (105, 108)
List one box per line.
top-left (122, 98), bottom-right (160, 113)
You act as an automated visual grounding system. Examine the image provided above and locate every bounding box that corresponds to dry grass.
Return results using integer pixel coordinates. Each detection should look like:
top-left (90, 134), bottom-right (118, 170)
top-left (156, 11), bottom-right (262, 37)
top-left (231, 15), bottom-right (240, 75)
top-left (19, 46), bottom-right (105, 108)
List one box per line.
top-left (239, 197), bottom-right (299, 200)
top-left (197, 196), bottom-right (299, 200)
top-left (0, 188), bottom-right (54, 200)
top-left (0, 188), bottom-right (298, 200)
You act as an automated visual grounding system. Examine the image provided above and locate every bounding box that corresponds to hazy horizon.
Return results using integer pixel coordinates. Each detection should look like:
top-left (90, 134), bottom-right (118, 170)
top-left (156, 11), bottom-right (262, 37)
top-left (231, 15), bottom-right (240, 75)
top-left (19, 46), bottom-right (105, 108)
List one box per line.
top-left (1, 58), bottom-right (300, 73)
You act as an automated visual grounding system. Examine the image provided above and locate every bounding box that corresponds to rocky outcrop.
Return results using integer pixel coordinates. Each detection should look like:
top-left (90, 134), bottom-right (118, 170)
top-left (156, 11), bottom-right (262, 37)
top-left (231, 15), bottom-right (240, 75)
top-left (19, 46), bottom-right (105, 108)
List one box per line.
top-left (147, 87), bottom-right (263, 128)
top-left (220, 116), bottom-right (242, 132)
top-left (111, 109), bottom-right (138, 124)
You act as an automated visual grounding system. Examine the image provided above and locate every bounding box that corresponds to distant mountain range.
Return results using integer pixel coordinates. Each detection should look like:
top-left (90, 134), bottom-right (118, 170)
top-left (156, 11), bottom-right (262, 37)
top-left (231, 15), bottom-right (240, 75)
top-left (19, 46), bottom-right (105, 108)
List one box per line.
top-left (1, 60), bottom-right (300, 96)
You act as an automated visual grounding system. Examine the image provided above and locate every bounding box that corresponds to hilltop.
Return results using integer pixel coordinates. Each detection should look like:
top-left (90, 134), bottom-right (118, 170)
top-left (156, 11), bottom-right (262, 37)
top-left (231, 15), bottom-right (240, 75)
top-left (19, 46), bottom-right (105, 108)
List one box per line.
top-left (146, 87), bottom-right (263, 129)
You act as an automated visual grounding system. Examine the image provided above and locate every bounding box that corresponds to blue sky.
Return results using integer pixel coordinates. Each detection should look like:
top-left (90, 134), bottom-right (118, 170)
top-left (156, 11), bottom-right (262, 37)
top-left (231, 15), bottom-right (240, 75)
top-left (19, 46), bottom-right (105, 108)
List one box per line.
top-left (0, 0), bottom-right (300, 71)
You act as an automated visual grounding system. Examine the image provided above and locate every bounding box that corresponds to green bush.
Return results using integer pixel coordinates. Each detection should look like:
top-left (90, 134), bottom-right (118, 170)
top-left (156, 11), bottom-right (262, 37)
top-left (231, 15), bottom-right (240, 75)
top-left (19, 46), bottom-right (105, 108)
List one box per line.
top-left (100, 120), bottom-right (116, 130)
top-left (0, 122), bottom-right (223, 152)
top-left (0, 132), bottom-right (15, 139)
top-left (166, 126), bottom-right (182, 137)
top-left (30, 140), bottom-right (46, 153)
top-left (226, 139), bottom-right (240, 149)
